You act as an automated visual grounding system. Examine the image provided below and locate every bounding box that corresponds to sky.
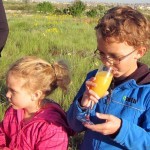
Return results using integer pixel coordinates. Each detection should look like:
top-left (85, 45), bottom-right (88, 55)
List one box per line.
top-left (54, 0), bottom-right (150, 4)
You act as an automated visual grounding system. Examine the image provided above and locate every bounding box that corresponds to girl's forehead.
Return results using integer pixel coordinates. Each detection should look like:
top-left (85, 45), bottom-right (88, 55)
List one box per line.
top-left (7, 73), bottom-right (26, 85)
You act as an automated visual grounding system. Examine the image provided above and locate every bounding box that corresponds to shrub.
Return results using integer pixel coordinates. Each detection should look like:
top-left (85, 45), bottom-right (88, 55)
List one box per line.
top-left (69, 0), bottom-right (86, 17)
top-left (97, 5), bottom-right (106, 12)
top-left (36, 2), bottom-right (55, 13)
top-left (54, 8), bottom-right (64, 15)
top-left (63, 8), bottom-right (71, 15)
top-left (96, 5), bottom-right (107, 16)
top-left (86, 8), bottom-right (98, 17)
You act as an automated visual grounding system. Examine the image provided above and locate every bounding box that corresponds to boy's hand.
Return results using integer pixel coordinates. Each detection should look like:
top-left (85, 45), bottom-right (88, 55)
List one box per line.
top-left (80, 77), bottom-right (108, 108)
top-left (83, 113), bottom-right (121, 135)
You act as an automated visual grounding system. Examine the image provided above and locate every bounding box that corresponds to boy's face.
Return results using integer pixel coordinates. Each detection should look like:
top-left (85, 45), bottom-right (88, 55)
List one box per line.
top-left (97, 37), bottom-right (143, 80)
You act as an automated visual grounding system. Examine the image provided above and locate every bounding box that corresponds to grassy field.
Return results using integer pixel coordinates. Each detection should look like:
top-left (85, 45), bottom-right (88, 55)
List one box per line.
top-left (0, 5), bottom-right (150, 149)
top-left (0, 12), bottom-right (100, 110)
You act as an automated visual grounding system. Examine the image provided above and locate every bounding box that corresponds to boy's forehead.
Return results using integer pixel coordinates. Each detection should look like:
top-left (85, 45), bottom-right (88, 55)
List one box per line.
top-left (97, 38), bottom-right (134, 53)
top-left (97, 35), bottom-right (120, 45)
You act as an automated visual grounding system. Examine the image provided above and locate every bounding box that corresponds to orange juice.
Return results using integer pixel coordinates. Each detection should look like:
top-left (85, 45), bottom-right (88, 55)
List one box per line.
top-left (91, 71), bottom-right (113, 97)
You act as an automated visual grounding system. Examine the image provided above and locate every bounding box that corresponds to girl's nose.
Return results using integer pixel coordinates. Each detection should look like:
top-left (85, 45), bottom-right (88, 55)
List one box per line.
top-left (6, 91), bottom-right (11, 99)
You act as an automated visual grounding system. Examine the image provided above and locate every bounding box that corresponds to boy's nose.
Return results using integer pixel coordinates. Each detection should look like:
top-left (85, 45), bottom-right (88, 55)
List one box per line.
top-left (103, 61), bottom-right (113, 68)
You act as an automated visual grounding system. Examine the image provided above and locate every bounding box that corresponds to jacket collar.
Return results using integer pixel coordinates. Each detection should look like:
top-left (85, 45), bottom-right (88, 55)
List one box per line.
top-left (113, 62), bottom-right (150, 88)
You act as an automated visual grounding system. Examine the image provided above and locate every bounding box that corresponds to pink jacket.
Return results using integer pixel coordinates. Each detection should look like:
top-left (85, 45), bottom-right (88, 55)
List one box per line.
top-left (0, 101), bottom-right (73, 150)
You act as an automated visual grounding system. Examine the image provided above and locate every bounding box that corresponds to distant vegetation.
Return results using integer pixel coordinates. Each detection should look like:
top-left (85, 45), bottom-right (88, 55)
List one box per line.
top-left (4, 0), bottom-right (110, 17)
top-left (4, 0), bottom-right (150, 19)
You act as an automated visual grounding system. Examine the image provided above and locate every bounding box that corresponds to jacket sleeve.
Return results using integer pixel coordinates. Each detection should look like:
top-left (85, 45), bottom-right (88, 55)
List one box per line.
top-left (0, 0), bottom-right (9, 55)
top-left (114, 102), bottom-right (150, 149)
top-left (0, 122), bottom-right (6, 147)
top-left (67, 70), bottom-right (97, 132)
top-left (0, 107), bottom-right (13, 149)
top-left (67, 100), bottom-right (87, 132)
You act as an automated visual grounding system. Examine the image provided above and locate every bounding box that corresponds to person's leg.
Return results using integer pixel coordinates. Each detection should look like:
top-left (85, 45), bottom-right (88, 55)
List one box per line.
top-left (0, 0), bottom-right (9, 56)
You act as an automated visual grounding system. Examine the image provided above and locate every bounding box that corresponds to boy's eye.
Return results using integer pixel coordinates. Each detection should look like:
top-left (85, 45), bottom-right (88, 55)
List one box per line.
top-left (99, 52), bottom-right (118, 59)
top-left (110, 54), bottom-right (119, 59)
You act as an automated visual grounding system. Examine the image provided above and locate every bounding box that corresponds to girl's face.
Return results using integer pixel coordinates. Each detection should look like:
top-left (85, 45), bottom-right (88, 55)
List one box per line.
top-left (97, 38), bottom-right (144, 80)
top-left (6, 74), bottom-right (38, 113)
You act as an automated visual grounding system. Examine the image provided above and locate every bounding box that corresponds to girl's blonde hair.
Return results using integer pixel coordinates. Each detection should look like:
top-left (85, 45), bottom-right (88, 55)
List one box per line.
top-left (6, 56), bottom-right (71, 99)
top-left (95, 6), bottom-right (150, 50)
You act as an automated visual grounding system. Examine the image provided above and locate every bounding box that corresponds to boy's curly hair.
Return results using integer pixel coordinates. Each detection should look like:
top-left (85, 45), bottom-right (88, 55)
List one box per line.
top-left (95, 6), bottom-right (150, 50)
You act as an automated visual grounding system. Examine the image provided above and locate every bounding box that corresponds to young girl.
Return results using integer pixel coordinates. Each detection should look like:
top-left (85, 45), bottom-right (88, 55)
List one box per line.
top-left (0, 56), bottom-right (73, 149)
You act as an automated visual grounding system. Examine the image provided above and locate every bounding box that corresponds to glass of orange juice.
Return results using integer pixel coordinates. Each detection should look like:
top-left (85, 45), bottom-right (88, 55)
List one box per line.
top-left (76, 66), bottom-right (113, 125)
top-left (91, 66), bottom-right (113, 97)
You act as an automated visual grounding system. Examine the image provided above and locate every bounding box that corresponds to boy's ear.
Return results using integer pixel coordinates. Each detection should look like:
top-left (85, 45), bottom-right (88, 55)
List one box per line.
top-left (31, 90), bottom-right (43, 101)
top-left (135, 46), bottom-right (147, 59)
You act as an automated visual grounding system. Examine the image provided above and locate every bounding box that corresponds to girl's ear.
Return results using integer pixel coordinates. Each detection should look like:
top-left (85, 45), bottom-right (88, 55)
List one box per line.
top-left (135, 46), bottom-right (147, 59)
top-left (31, 90), bottom-right (43, 101)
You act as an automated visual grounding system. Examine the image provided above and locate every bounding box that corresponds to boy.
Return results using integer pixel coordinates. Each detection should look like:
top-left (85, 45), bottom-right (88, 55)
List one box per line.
top-left (67, 6), bottom-right (150, 149)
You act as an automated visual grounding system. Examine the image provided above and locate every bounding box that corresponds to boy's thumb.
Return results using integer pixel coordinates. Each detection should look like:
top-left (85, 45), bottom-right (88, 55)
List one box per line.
top-left (96, 112), bottom-right (108, 120)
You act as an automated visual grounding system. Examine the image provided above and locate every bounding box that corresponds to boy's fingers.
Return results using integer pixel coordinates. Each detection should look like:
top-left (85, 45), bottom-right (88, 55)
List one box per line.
top-left (86, 81), bottom-right (97, 88)
top-left (96, 113), bottom-right (111, 120)
top-left (89, 90), bottom-right (100, 99)
top-left (104, 91), bottom-right (109, 96)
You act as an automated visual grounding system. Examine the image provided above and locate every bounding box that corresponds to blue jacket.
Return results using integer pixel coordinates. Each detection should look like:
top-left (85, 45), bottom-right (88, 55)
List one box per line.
top-left (67, 69), bottom-right (150, 150)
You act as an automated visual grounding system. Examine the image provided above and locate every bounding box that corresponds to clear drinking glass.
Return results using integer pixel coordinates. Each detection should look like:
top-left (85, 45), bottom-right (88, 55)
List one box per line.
top-left (90, 65), bottom-right (113, 98)
top-left (77, 65), bottom-right (113, 124)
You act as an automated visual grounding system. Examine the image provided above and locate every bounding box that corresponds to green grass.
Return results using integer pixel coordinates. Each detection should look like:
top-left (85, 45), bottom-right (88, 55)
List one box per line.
top-left (0, 13), bottom-right (99, 106)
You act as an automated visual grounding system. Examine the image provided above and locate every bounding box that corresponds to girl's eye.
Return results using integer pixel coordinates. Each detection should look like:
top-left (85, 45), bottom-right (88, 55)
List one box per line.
top-left (99, 52), bottom-right (105, 56)
top-left (8, 88), bottom-right (16, 94)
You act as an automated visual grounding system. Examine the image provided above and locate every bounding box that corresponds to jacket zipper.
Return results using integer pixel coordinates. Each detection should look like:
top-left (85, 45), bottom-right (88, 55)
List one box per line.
top-left (104, 89), bottom-right (112, 113)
